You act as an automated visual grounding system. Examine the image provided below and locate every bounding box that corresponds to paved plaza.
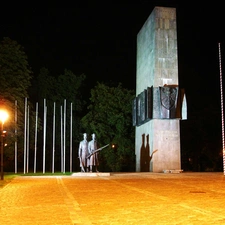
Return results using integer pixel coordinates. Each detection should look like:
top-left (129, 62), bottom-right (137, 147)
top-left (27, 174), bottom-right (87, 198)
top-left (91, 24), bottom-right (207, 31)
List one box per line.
top-left (0, 172), bottom-right (225, 224)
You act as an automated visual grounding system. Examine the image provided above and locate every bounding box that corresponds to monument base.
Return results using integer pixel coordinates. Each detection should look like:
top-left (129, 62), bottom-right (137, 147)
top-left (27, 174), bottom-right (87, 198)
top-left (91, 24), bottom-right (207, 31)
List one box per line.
top-left (71, 172), bottom-right (111, 177)
top-left (163, 170), bottom-right (183, 173)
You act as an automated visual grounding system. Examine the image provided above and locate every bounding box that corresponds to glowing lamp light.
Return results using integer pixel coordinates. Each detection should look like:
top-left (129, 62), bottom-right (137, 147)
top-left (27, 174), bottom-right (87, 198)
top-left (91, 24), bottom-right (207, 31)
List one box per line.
top-left (0, 108), bottom-right (8, 180)
top-left (0, 110), bottom-right (8, 124)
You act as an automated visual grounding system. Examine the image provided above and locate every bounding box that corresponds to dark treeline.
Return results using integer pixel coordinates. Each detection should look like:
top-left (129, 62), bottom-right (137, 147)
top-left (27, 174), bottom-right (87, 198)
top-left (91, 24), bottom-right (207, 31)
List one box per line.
top-left (0, 37), bottom-right (135, 173)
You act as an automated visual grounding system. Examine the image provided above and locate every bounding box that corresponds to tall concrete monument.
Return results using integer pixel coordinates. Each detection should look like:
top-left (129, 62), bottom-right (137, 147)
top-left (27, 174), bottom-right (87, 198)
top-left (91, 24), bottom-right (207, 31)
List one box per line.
top-left (133, 7), bottom-right (187, 172)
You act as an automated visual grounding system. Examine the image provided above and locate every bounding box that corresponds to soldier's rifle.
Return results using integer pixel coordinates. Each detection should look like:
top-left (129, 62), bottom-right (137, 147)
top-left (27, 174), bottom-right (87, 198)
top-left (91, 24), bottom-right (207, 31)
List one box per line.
top-left (86, 144), bottom-right (109, 159)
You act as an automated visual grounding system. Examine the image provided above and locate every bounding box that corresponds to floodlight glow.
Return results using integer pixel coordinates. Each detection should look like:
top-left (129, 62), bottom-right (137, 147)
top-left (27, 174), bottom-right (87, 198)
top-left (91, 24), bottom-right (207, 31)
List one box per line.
top-left (0, 110), bottom-right (8, 124)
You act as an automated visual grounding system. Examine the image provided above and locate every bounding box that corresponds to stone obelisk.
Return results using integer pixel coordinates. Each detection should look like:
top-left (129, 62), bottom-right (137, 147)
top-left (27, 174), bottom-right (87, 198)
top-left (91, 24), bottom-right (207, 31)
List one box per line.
top-left (134, 6), bottom-right (187, 172)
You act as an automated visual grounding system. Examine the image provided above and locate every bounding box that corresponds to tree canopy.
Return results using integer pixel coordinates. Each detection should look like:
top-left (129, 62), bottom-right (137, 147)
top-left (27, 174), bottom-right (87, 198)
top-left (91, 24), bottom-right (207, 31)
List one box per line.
top-left (0, 37), bottom-right (33, 169)
top-left (0, 38), bottom-right (88, 172)
top-left (81, 82), bottom-right (135, 172)
top-left (0, 37), bottom-right (32, 101)
top-left (0, 37), bottom-right (136, 173)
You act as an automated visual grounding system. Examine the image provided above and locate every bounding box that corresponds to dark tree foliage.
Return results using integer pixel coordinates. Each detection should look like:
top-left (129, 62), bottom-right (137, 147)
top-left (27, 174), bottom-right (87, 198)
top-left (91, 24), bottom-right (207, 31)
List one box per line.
top-left (29, 68), bottom-right (87, 172)
top-left (0, 37), bottom-right (87, 172)
top-left (0, 37), bottom-right (33, 170)
top-left (180, 103), bottom-right (222, 172)
top-left (0, 37), bottom-right (32, 100)
top-left (81, 82), bottom-right (135, 172)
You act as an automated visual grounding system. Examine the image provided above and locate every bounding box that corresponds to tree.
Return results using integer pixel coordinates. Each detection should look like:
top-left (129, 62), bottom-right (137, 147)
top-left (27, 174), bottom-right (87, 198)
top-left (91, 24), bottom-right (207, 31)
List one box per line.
top-left (81, 82), bottom-right (135, 172)
top-left (0, 37), bottom-right (33, 170)
top-left (0, 37), bottom-right (32, 101)
top-left (180, 103), bottom-right (222, 172)
top-left (29, 67), bottom-right (56, 103)
top-left (29, 68), bottom-right (87, 171)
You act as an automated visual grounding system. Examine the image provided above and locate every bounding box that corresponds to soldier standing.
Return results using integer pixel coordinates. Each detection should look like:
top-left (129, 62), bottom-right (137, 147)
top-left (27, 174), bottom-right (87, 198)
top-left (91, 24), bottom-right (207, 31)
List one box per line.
top-left (88, 133), bottom-right (99, 172)
top-left (78, 133), bottom-right (89, 172)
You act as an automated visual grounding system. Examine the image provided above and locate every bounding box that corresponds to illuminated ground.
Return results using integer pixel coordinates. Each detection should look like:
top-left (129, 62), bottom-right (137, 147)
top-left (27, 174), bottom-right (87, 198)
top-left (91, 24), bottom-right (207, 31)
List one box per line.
top-left (0, 172), bottom-right (225, 224)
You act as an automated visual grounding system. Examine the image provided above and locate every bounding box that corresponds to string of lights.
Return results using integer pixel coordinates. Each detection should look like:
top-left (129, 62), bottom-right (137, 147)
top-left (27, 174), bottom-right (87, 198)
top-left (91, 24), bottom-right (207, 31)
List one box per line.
top-left (218, 43), bottom-right (225, 175)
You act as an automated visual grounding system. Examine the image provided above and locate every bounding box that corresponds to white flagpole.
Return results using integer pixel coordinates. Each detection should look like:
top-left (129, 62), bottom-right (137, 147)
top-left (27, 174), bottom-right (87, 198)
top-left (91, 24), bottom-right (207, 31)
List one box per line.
top-left (26, 105), bottom-right (29, 173)
top-left (15, 100), bottom-right (17, 174)
top-left (218, 43), bottom-right (225, 175)
top-left (70, 102), bottom-right (72, 172)
top-left (43, 99), bottom-right (47, 174)
top-left (61, 105), bottom-right (63, 172)
top-left (23, 98), bottom-right (27, 174)
top-left (52, 102), bottom-right (56, 173)
top-left (63, 99), bottom-right (66, 173)
top-left (34, 102), bottom-right (38, 173)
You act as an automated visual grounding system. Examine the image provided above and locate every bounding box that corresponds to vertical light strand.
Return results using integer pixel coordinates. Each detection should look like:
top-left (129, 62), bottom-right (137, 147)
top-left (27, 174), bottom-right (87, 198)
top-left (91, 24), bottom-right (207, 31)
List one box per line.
top-left (218, 43), bottom-right (225, 175)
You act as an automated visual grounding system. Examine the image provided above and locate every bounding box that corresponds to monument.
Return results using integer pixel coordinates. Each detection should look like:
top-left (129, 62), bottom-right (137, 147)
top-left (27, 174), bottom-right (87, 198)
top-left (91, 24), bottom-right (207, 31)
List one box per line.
top-left (133, 6), bottom-right (187, 172)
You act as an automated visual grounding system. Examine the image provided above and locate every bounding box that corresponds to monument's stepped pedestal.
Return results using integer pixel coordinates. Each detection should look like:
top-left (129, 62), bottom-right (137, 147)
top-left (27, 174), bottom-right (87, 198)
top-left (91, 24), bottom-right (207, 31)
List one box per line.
top-left (72, 172), bottom-right (111, 177)
top-left (135, 7), bottom-right (184, 172)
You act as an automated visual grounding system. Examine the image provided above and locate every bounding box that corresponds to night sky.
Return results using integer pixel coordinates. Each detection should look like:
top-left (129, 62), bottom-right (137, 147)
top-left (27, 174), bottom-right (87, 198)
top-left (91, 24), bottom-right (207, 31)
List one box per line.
top-left (0, 2), bottom-right (225, 113)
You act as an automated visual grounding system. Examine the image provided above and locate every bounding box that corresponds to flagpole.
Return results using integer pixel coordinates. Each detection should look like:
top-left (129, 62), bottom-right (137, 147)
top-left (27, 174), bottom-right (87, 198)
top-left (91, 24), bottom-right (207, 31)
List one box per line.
top-left (63, 99), bottom-right (66, 173)
top-left (26, 105), bottom-right (29, 173)
top-left (52, 102), bottom-right (56, 173)
top-left (60, 106), bottom-right (63, 172)
top-left (34, 102), bottom-right (38, 173)
top-left (15, 100), bottom-right (17, 174)
top-left (23, 98), bottom-right (27, 174)
top-left (70, 102), bottom-right (73, 173)
top-left (43, 99), bottom-right (47, 174)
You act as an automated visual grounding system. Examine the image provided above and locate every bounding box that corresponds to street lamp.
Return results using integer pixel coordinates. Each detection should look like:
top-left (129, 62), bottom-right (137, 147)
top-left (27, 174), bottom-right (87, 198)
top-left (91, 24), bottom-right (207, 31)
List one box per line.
top-left (0, 109), bottom-right (9, 180)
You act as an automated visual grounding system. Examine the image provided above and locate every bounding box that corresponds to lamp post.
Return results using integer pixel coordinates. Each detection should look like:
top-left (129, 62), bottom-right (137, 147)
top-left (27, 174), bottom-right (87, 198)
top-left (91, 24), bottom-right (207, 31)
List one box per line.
top-left (0, 109), bottom-right (8, 180)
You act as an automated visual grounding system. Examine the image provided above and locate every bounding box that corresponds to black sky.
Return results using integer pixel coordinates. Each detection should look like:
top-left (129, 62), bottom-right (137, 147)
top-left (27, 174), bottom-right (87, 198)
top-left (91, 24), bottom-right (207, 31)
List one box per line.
top-left (0, 2), bottom-right (225, 113)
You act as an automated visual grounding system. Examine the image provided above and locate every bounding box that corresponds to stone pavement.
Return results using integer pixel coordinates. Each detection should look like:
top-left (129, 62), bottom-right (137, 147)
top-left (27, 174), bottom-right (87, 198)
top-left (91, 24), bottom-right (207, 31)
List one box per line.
top-left (1, 172), bottom-right (225, 224)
